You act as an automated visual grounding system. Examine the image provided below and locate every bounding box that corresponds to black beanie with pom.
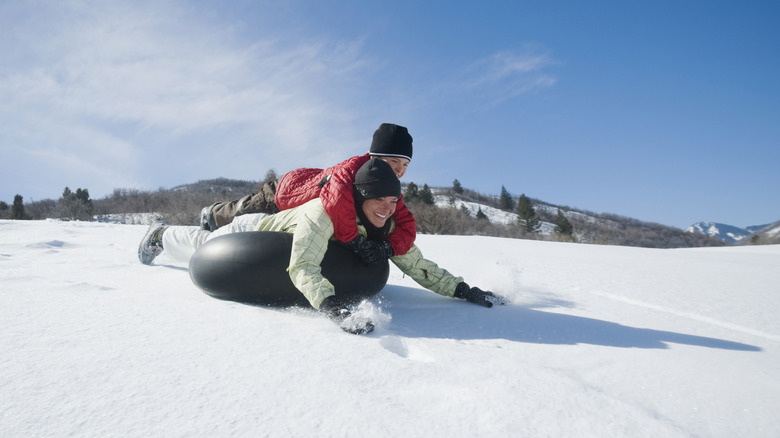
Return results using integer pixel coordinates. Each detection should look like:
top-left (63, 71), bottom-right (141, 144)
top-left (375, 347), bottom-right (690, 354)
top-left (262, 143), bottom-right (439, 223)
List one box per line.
top-left (369, 123), bottom-right (413, 161)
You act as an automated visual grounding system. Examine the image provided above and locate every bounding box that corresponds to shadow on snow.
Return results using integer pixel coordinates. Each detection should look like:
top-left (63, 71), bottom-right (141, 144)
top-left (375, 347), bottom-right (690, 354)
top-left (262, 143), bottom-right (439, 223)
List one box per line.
top-left (379, 286), bottom-right (762, 352)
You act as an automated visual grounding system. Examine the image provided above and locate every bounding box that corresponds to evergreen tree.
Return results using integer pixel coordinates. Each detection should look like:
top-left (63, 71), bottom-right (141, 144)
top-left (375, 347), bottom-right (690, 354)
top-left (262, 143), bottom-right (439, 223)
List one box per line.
top-left (11, 194), bottom-right (28, 220)
top-left (476, 207), bottom-right (488, 220)
top-left (75, 188), bottom-right (93, 211)
top-left (0, 200), bottom-right (8, 218)
top-left (452, 179), bottom-right (464, 194)
top-left (418, 184), bottom-right (435, 205)
top-left (516, 193), bottom-right (540, 233)
top-left (56, 186), bottom-right (94, 221)
top-left (499, 185), bottom-right (515, 211)
top-left (554, 209), bottom-right (574, 240)
top-left (405, 182), bottom-right (419, 201)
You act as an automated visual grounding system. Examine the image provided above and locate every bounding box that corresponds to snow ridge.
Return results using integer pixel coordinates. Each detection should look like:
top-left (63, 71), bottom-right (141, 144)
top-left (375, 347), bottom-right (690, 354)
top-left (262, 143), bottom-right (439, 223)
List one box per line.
top-left (685, 221), bottom-right (751, 243)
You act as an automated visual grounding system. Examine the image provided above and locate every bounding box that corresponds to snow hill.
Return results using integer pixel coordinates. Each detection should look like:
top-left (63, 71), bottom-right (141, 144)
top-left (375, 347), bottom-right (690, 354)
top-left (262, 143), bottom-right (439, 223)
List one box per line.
top-left (763, 222), bottom-right (780, 237)
top-left (685, 221), bottom-right (752, 243)
top-left (2, 219), bottom-right (779, 437)
top-left (751, 220), bottom-right (780, 241)
top-left (686, 221), bottom-right (780, 244)
top-left (435, 195), bottom-right (554, 234)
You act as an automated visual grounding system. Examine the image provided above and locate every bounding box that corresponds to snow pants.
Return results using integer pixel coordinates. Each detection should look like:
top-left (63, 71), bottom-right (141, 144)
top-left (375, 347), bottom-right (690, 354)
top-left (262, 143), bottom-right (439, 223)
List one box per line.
top-left (210, 178), bottom-right (280, 229)
top-left (162, 213), bottom-right (270, 264)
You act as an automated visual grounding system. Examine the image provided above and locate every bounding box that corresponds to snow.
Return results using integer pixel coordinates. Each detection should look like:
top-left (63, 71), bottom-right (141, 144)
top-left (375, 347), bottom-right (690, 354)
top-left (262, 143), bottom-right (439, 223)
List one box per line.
top-left (433, 195), bottom-right (556, 233)
top-left (2, 219), bottom-right (779, 437)
top-left (434, 195), bottom-right (520, 226)
top-left (685, 221), bottom-right (751, 243)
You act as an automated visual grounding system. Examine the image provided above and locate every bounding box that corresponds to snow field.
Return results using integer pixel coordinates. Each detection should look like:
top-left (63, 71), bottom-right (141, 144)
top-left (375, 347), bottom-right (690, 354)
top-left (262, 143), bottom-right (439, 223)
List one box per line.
top-left (1, 219), bottom-right (779, 437)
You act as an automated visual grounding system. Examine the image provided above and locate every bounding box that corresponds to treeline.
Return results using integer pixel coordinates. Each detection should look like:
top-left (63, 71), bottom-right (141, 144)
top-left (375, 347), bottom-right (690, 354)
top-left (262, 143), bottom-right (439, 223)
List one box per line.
top-left (400, 181), bottom-right (724, 249)
top-left (402, 181), bottom-right (568, 241)
top-left (2, 178), bottom-right (262, 225)
top-left (4, 175), bottom-right (729, 248)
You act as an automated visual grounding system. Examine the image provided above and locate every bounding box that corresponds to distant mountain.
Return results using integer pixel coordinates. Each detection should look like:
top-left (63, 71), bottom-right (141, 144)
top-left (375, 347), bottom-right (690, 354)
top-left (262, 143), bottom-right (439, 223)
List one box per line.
top-left (756, 221), bottom-right (780, 236)
top-left (746, 221), bottom-right (780, 245)
top-left (746, 223), bottom-right (772, 233)
top-left (685, 222), bottom-right (752, 243)
top-left (170, 177), bottom-right (259, 195)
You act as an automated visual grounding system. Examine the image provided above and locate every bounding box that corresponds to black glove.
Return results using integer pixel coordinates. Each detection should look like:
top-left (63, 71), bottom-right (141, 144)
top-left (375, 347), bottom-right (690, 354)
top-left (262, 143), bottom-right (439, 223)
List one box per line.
top-left (454, 282), bottom-right (507, 308)
top-left (319, 296), bottom-right (375, 335)
top-left (340, 235), bottom-right (394, 265)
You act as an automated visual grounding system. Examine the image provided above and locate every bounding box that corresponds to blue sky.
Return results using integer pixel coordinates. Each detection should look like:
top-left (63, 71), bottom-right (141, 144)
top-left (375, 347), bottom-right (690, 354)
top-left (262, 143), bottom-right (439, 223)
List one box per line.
top-left (2, 0), bottom-right (778, 229)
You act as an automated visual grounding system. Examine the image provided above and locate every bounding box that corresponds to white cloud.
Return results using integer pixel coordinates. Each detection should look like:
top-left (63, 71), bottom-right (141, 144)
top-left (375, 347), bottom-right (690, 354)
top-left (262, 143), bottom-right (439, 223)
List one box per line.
top-left (5, 3), bottom-right (365, 130)
top-left (0, 1), bottom-right (379, 198)
top-left (452, 46), bottom-right (558, 105)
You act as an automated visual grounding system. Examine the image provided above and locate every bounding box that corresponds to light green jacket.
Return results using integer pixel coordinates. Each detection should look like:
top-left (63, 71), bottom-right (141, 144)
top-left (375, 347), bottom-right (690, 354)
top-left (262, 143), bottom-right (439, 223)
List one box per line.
top-left (254, 198), bottom-right (463, 309)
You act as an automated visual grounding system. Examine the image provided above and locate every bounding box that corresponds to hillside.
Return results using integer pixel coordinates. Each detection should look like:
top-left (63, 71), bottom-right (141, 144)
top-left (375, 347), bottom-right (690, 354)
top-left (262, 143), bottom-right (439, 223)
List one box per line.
top-left (420, 186), bottom-right (723, 248)
top-left (744, 220), bottom-right (780, 245)
top-left (169, 177), bottom-right (260, 195)
top-left (9, 177), bottom-right (746, 248)
top-left (685, 220), bottom-right (780, 245)
top-left (685, 221), bottom-right (752, 243)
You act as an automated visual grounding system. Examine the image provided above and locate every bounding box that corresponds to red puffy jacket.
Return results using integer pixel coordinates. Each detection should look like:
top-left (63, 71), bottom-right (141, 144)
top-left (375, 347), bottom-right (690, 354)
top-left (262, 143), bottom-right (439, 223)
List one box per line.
top-left (274, 154), bottom-right (416, 255)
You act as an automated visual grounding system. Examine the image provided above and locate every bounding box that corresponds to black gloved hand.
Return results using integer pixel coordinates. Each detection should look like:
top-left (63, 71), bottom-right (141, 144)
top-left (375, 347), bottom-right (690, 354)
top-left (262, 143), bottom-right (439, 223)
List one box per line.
top-left (341, 235), bottom-right (394, 265)
top-left (319, 295), bottom-right (351, 321)
top-left (319, 296), bottom-right (375, 335)
top-left (358, 239), bottom-right (393, 265)
top-left (454, 282), bottom-right (507, 308)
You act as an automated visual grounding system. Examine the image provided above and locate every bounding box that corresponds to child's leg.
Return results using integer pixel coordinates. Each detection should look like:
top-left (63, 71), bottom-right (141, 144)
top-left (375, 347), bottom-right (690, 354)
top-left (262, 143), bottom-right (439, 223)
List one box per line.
top-left (163, 213), bottom-right (271, 264)
top-left (161, 226), bottom-right (210, 263)
top-left (207, 212), bottom-right (270, 239)
top-left (210, 179), bottom-right (279, 229)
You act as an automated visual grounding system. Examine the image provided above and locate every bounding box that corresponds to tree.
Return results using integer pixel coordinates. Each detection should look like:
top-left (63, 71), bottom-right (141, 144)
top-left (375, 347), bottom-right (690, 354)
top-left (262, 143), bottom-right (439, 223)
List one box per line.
top-left (405, 182), bottom-right (419, 202)
top-left (516, 193), bottom-right (540, 233)
top-left (24, 199), bottom-right (56, 220)
top-left (554, 209), bottom-right (575, 241)
top-left (11, 194), bottom-right (29, 220)
top-left (499, 185), bottom-right (515, 211)
top-left (476, 207), bottom-right (488, 220)
top-left (75, 188), bottom-right (92, 209)
top-left (263, 169), bottom-right (278, 183)
top-left (418, 184), bottom-right (435, 205)
top-left (452, 179), bottom-right (464, 194)
top-left (0, 200), bottom-right (8, 218)
top-left (56, 186), bottom-right (94, 221)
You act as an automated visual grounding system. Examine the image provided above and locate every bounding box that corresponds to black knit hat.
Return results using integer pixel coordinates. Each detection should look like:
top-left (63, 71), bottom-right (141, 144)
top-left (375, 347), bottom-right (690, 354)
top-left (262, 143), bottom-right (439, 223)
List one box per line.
top-left (369, 123), bottom-right (413, 161)
top-left (354, 158), bottom-right (402, 200)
